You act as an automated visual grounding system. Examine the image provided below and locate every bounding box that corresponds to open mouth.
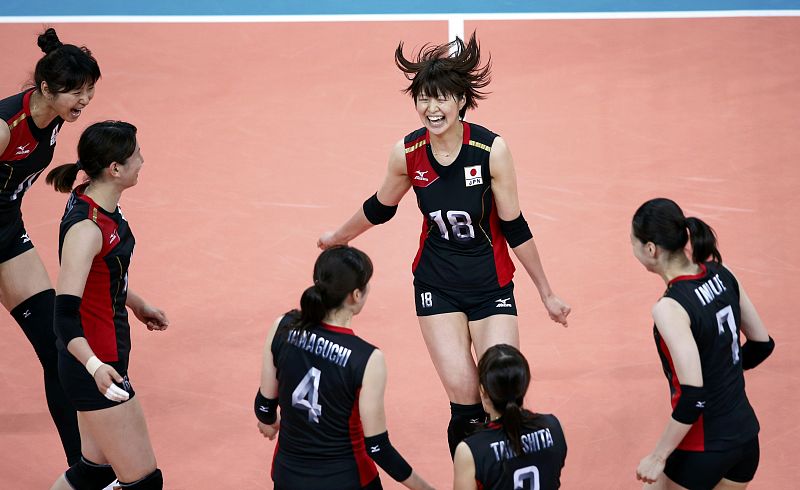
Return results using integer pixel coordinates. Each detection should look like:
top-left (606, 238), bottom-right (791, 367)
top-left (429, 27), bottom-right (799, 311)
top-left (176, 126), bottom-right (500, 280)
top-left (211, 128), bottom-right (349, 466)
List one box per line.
top-left (70, 108), bottom-right (83, 118)
top-left (427, 115), bottom-right (445, 126)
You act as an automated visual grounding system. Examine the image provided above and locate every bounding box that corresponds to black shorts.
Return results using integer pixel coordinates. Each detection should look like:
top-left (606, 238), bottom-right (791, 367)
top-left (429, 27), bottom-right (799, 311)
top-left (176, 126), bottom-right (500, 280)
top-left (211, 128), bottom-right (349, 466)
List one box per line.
top-left (413, 279), bottom-right (517, 321)
top-left (0, 212), bottom-right (35, 263)
top-left (665, 437), bottom-right (760, 490)
top-left (275, 476), bottom-right (381, 490)
top-left (58, 350), bottom-right (135, 411)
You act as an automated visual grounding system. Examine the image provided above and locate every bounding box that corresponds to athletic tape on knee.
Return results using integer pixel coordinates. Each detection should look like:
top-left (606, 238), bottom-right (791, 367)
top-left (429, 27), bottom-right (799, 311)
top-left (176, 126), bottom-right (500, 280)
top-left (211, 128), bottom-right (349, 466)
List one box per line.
top-left (671, 384), bottom-right (706, 424)
top-left (64, 456), bottom-right (116, 490)
top-left (362, 192), bottom-right (398, 225)
top-left (364, 431), bottom-right (412, 482)
top-left (499, 212), bottom-right (533, 248)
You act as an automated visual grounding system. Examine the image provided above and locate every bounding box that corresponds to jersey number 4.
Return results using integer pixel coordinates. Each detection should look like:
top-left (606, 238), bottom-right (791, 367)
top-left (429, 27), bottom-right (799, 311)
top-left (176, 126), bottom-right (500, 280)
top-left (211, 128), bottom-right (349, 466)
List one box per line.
top-left (716, 305), bottom-right (741, 365)
top-left (292, 367), bottom-right (323, 423)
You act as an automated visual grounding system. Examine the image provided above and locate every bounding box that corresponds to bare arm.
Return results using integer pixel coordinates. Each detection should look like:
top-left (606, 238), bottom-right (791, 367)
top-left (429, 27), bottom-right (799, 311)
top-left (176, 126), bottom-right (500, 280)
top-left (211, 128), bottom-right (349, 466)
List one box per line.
top-left (636, 298), bottom-right (701, 484)
top-left (57, 221), bottom-right (127, 400)
top-left (489, 137), bottom-right (570, 326)
top-left (126, 289), bottom-right (169, 331)
top-left (257, 316), bottom-right (283, 439)
top-left (453, 442), bottom-right (478, 490)
top-left (318, 140), bottom-right (412, 249)
top-left (360, 350), bottom-right (435, 490)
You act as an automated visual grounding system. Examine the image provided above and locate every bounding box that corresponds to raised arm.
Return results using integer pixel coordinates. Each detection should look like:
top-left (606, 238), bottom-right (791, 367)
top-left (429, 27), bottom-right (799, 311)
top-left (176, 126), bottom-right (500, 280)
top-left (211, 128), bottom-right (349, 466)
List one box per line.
top-left (318, 140), bottom-right (412, 249)
top-left (636, 298), bottom-right (703, 484)
top-left (489, 136), bottom-right (570, 326)
top-left (359, 350), bottom-right (435, 490)
top-left (56, 220), bottom-right (128, 402)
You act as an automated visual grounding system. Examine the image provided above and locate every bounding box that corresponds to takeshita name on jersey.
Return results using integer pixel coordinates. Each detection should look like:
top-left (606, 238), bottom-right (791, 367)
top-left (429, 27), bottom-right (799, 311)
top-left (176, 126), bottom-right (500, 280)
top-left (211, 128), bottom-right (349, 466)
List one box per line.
top-left (489, 427), bottom-right (556, 463)
top-left (464, 165), bottom-right (482, 187)
top-left (286, 329), bottom-right (353, 368)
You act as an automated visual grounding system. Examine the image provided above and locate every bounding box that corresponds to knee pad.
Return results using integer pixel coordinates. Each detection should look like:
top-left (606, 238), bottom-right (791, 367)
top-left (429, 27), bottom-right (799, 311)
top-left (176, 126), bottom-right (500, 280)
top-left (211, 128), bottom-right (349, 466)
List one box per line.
top-left (447, 402), bottom-right (487, 459)
top-left (64, 457), bottom-right (116, 490)
top-left (118, 469), bottom-right (163, 489)
top-left (11, 289), bottom-right (57, 365)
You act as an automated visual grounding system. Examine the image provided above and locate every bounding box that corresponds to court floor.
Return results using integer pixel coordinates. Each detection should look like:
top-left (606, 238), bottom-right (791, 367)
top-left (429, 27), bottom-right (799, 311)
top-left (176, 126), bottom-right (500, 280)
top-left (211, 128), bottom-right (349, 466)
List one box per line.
top-left (0, 16), bottom-right (798, 489)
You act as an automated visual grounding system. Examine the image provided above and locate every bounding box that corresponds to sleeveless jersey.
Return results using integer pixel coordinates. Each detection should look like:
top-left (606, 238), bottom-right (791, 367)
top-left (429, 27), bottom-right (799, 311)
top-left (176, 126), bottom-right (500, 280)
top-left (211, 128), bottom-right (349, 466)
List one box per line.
top-left (405, 121), bottom-right (515, 290)
top-left (0, 90), bottom-right (63, 217)
top-left (271, 315), bottom-right (380, 489)
top-left (464, 414), bottom-right (567, 490)
top-left (655, 262), bottom-right (759, 451)
top-left (58, 183), bottom-right (135, 370)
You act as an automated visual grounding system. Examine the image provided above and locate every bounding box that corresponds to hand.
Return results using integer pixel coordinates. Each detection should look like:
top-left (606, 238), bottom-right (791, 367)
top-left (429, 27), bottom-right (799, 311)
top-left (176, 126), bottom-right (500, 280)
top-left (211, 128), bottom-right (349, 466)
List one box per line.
top-left (317, 231), bottom-right (346, 250)
top-left (543, 294), bottom-right (570, 327)
top-left (93, 364), bottom-right (130, 402)
top-left (258, 419), bottom-right (280, 440)
top-left (636, 453), bottom-right (666, 484)
top-left (132, 303), bottom-right (169, 331)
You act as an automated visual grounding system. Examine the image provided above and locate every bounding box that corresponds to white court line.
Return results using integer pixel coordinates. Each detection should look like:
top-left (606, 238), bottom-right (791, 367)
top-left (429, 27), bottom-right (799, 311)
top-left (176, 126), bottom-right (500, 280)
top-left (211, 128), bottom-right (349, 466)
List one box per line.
top-left (1, 10), bottom-right (800, 24)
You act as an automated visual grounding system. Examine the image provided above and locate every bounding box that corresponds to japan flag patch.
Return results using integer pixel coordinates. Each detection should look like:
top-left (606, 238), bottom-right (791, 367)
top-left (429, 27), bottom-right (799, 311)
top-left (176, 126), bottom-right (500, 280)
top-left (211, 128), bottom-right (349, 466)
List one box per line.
top-left (464, 165), bottom-right (483, 187)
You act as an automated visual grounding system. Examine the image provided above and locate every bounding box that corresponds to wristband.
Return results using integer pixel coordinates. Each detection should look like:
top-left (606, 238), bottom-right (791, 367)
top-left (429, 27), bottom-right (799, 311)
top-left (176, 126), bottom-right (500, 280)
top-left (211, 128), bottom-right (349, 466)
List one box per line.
top-left (85, 356), bottom-right (103, 377)
top-left (255, 390), bottom-right (278, 425)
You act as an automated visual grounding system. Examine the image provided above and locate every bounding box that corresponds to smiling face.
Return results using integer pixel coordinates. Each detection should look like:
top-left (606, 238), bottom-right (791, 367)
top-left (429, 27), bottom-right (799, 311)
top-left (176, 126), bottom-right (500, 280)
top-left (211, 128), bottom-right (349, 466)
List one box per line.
top-left (415, 91), bottom-right (466, 136)
top-left (45, 82), bottom-right (95, 123)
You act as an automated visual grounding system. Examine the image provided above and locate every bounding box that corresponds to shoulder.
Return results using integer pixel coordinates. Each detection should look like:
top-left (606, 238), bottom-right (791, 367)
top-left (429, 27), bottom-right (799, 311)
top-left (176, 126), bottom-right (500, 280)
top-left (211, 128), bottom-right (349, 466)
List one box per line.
top-left (652, 296), bottom-right (689, 321)
top-left (403, 127), bottom-right (427, 145)
top-left (62, 219), bottom-right (103, 255)
top-left (467, 122), bottom-right (499, 146)
top-left (0, 120), bottom-right (9, 155)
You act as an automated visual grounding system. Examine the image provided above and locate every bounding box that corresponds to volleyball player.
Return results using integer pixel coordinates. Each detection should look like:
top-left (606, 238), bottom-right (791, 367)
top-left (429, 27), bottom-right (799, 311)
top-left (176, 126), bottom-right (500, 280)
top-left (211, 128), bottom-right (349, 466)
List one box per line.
top-left (631, 198), bottom-right (774, 489)
top-left (318, 33), bottom-right (570, 457)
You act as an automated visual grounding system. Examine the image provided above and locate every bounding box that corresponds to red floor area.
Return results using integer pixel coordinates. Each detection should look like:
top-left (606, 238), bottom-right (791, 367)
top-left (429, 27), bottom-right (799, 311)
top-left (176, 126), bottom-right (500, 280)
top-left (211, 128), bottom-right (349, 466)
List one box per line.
top-left (1, 17), bottom-right (798, 489)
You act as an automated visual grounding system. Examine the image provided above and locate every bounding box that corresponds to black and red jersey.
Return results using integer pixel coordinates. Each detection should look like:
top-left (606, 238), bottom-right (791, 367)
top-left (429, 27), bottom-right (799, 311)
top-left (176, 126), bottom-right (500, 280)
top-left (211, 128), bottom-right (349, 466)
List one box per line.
top-left (655, 261), bottom-right (759, 451)
top-left (270, 315), bottom-right (380, 489)
top-left (464, 414), bottom-right (567, 490)
top-left (0, 90), bottom-right (63, 217)
top-left (58, 183), bottom-right (135, 370)
top-left (405, 121), bottom-right (515, 290)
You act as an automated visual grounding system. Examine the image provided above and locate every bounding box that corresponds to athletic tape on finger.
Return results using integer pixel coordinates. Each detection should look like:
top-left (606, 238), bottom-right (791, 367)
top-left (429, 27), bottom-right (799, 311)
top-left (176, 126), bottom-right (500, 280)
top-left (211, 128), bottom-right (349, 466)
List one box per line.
top-left (104, 384), bottom-right (130, 402)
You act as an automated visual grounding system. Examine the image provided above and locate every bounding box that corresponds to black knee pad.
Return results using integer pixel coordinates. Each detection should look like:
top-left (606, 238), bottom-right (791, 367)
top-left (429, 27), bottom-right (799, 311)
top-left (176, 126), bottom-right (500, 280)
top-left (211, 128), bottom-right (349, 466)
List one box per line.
top-left (64, 457), bottom-right (116, 490)
top-left (11, 289), bottom-right (57, 365)
top-left (447, 402), bottom-right (487, 459)
top-left (118, 469), bottom-right (163, 489)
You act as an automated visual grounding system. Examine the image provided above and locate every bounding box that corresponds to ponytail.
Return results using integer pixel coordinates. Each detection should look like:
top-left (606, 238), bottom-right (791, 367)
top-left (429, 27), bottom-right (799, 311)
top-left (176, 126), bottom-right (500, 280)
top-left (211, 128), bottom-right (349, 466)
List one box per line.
top-left (284, 246), bottom-right (373, 335)
top-left (45, 162), bottom-right (80, 193)
top-left (685, 217), bottom-right (722, 264)
top-left (502, 400), bottom-right (526, 456)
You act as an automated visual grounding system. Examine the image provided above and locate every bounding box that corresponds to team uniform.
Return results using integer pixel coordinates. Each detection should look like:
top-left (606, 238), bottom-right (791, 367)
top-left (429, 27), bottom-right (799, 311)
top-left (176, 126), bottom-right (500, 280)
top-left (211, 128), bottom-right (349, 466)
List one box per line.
top-left (405, 121), bottom-right (517, 320)
top-left (463, 414), bottom-right (567, 490)
top-left (655, 262), bottom-right (760, 489)
top-left (0, 89), bottom-right (63, 262)
top-left (57, 183), bottom-right (136, 411)
top-left (270, 314), bottom-right (382, 490)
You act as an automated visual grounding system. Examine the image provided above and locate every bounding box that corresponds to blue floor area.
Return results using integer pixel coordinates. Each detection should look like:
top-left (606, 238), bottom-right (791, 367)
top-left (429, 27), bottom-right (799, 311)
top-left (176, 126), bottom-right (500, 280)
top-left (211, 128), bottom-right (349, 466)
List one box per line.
top-left (3, 0), bottom-right (800, 17)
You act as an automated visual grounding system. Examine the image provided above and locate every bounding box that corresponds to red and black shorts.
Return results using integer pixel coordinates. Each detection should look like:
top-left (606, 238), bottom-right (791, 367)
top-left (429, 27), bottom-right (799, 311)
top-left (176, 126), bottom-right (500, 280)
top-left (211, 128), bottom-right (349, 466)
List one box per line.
top-left (413, 279), bottom-right (517, 321)
top-left (665, 437), bottom-right (760, 490)
top-left (0, 211), bottom-right (35, 263)
top-left (58, 349), bottom-right (135, 411)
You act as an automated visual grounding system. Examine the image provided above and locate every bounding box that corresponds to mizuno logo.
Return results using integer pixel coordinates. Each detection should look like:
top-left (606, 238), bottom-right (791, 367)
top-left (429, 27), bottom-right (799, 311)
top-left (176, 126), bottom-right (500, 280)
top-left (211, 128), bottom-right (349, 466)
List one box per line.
top-left (15, 143), bottom-right (31, 155)
top-left (414, 170), bottom-right (429, 182)
top-left (21, 233), bottom-right (30, 243)
top-left (696, 401), bottom-right (706, 408)
top-left (495, 298), bottom-right (513, 308)
top-left (109, 230), bottom-right (119, 244)
top-left (258, 406), bottom-right (270, 412)
top-left (469, 418), bottom-right (482, 424)
top-left (23, 310), bottom-right (31, 318)
top-left (370, 446), bottom-right (380, 453)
